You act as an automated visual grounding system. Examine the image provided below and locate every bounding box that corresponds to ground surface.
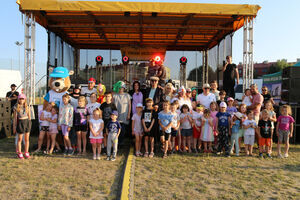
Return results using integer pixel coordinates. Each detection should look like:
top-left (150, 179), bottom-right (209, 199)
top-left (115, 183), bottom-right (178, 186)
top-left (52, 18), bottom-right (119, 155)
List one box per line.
top-left (0, 137), bottom-right (126, 200)
top-left (134, 146), bottom-right (300, 200)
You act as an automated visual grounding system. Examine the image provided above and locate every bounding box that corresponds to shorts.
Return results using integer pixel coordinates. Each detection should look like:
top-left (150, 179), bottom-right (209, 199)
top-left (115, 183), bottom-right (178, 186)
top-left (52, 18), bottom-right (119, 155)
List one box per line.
top-left (41, 126), bottom-right (49, 132)
top-left (61, 125), bottom-right (70, 137)
top-left (193, 126), bottom-right (201, 139)
top-left (49, 126), bottom-right (58, 134)
top-left (134, 131), bottom-right (143, 136)
top-left (244, 135), bottom-right (255, 145)
top-left (90, 138), bottom-right (103, 144)
top-left (17, 119), bottom-right (31, 134)
top-left (238, 129), bottom-right (244, 138)
top-left (171, 128), bottom-right (178, 137)
top-left (160, 131), bottom-right (171, 141)
top-left (181, 128), bottom-right (193, 137)
top-left (74, 124), bottom-right (88, 132)
top-left (278, 129), bottom-right (290, 144)
top-left (144, 127), bottom-right (155, 137)
top-left (259, 137), bottom-right (271, 147)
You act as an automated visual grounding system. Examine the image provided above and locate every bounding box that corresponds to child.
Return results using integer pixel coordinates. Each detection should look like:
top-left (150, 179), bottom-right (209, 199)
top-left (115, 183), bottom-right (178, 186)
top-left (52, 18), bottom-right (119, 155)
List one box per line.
top-left (210, 102), bottom-right (219, 149)
top-left (35, 103), bottom-right (52, 153)
top-left (158, 101), bottom-right (173, 158)
top-left (141, 98), bottom-right (157, 158)
top-left (238, 104), bottom-right (248, 150)
top-left (200, 109), bottom-right (214, 153)
top-left (100, 92), bottom-right (117, 154)
top-left (58, 94), bottom-right (74, 156)
top-left (242, 89), bottom-right (252, 106)
top-left (48, 105), bottom-right (60, 154)
top-left (258, 109), bottom-right (273, 158)
top-left (89, 108), bottom-right (104, 160)
top-left (87, 93), bottom-right (101, 120)
top-left (13, 94), bottom-right (31, 159)
top-left (216, 102), bottom-right (231, 156)
top-left (132, 103), bottom-right (144, 157)
top-left (230, 112), bottom-right (242, 156)
top-left (276, 105), bottom-right (294, 158)
top-left (106, 111), bottom-right (121, 161)
top-left (74, 96), bottom-right (89, 155)
top-left (192, 104), bottom-right (203, 153)
top-left (217, 90), bottom-right (226, 106)
top-left (170, 102), bottom-right (180, 153)
top-left (243, 110), bottom-right (257, 156)
top-left (173, 99), bottom-right (182, 152)
top-left (180, 104), bottom-right (193, 153)
top-left (264, 100), bottom-right (277, 153)
top-left (226, 97), bottom-right (237, 116)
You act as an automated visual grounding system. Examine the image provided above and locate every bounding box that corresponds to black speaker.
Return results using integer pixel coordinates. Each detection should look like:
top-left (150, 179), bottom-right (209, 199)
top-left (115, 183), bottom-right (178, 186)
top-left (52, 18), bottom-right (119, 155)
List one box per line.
top-left (281, 89), bottom-right (300, 103)
top-left (282, 78), bottom-right (300, 90)
top-left (282, 66), bottom-right (300, 78)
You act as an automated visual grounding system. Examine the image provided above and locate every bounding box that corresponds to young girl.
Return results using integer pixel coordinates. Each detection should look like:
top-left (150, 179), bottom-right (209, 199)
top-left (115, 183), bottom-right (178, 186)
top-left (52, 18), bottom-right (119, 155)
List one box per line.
top-left (173, 99), bottom-right (182, 152)
top-left (74, 96), bottom-right (89, 155)
top-left (35, 103), bottom-right (52, 153)
top-left (192, 104), bottom-right (203, 153)
top-left (158, 101), bottom-right (173, 158)
top-left (230, 112), bottom-right (242, 156)
top-left (132, 103), bottom-right (144, 156)
top-left (13, 94), bottom-right (31, 159)
top-left (180, 104), bottom-right (193, 153)
top-left (238, 104), bottom-right (248, 151)
top-left (276, 105), bottom-right (294, 158)
top-left (48, 105), bottom-right (59, 154)
top-left (89, 108), bottom-right (104, 160)
top-left (170, 102), bottom-right (180, 153)
top-left (243, 110), bottom-right (257, 156)
top-left (86, 93), bottom-right (101, 121)
top-left (242, 89), bottom-right (252, 107)
top-left (264, 101), bottom-right (277, 153)
top-left (58, 94), bottom-right (74, 156)
top-left (226, 97), bottom-right (237, 116)
top-left (200, 109), bottom-right (214, 153)
top-left (210, 102), bottom-right (218, 150)
top-left (216, 102), bottom-right (231, 156)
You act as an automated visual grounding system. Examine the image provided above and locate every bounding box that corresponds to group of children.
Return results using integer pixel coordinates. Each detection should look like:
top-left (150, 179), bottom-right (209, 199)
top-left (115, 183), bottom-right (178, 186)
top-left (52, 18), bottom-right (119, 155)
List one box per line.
top-left (13, 89), bottom-right (295, 160)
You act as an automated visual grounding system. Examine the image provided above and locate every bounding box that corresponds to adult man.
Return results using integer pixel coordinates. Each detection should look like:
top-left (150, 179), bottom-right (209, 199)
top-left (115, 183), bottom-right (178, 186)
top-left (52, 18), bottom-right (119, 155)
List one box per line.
top-left (247, 83), bottom-right (263, 124)
top-left (6, 84), bottom-right (19, 112)
top-left (222, 55), bottom-right (239, 98)
top-left (147, 60), bottom-right (166, 86)
top-left (261, 86), bottom-right (275, 106)
top-left (144, 76), bottom-right (164, 109)
top-left (197, 83), bottom-right (216, 109)
top-left (81, 77), bottom-right (97, 104)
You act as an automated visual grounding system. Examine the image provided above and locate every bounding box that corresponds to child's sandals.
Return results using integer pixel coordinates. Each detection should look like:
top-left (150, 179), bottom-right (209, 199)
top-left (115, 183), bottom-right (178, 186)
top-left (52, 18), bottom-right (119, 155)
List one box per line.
top-left (149, 152), bottom-right (154, 158)
top-left (144, 152), bottom-right (149, 157)
top-left (163, 153), bottom-right (168, 158)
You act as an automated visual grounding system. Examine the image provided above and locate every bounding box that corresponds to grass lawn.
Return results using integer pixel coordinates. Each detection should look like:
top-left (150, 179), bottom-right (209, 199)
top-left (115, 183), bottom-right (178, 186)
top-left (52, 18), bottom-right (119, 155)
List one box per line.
top-left (0, 137), bottom-right (126, 200)
top-left (134, 146), bottom-right (300, 200)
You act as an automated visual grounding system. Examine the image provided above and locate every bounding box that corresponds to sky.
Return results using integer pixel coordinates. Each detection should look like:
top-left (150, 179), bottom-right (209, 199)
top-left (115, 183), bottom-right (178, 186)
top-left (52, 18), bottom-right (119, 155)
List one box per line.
top-left (0, 0), bottom-right (300, 82)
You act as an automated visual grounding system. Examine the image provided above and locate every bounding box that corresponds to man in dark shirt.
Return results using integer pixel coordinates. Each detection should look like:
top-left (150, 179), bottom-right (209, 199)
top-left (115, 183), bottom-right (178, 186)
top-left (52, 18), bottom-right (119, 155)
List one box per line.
top-left (261, 86), bottom-right (275, 106)
top-left (222, 56), bottom-right (239, 98)
top-left (6, 84), bottom-right (19, 113)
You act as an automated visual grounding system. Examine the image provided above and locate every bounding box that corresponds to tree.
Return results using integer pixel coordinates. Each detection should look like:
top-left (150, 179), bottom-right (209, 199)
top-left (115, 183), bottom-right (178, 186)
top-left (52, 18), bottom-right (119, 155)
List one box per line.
top-left (267, 59), bottom-right (291, 74)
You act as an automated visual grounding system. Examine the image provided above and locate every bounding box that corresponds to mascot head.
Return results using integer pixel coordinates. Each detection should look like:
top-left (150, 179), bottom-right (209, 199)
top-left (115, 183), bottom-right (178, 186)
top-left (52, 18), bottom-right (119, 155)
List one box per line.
top-left (49, 67), bottom-right (74, 93)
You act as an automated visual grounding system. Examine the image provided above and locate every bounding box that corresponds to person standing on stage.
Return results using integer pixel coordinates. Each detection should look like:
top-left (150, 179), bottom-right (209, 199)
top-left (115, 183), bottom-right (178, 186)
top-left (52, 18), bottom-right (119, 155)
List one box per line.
top-left (222, 56), bottom-right (239, 98)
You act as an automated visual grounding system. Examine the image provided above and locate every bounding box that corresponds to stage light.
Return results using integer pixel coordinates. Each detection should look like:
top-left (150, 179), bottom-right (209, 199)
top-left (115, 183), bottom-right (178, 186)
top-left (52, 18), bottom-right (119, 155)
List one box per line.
top-left (154, 56), bottom-right (161, 62)
top-left (180, 56), bottom-right (187, 65)
top-left (95, 56), bottom-right (103, 64)
top-left (122, 55), bottom-right (130, 65)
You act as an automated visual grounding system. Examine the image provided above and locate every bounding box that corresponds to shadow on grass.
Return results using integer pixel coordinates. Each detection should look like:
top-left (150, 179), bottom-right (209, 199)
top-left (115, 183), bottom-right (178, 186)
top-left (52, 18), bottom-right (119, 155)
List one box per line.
top-left (233, 163), bottom-right (300, 173)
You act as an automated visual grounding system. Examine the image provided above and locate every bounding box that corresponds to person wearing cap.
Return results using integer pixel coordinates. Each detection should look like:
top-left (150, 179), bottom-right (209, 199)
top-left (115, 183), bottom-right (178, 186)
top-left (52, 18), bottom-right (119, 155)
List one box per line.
top-left (6, 83), bottom-right (19, 112)
top-left (226, 97), bottom-right (237, 116)
top-left (81, 77), bottom-right (97, 104)
top-left (177, 86), bottom-right (192, 110)
top-left (131, 103), bottom-right (144, 156)
top-left (222, 55), bottom-right (239, 98)
top-left (247, 83), bottom-right (263, 124)
top-left (144, 76), bottom-right (164, 109)
top-left (216, 101), bottom-right (231, 156)
top-left (113, 81), bottom-right (131, 143)
top-left (106, 110), bottom-right (121, 161)
top-left (196, 83), bottom-right (216, 109)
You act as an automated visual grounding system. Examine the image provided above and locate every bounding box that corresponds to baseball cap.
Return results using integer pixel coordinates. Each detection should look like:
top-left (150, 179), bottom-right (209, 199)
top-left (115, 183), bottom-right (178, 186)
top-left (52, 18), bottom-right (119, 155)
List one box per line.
top-left (136, 103), bottom-right (143, 108)
top-left (11, 84), bottom-right (17, 87)
top-left (18, 93), bottom-right (26, 99)
top-left (220, 102), bottom-right (227, 108)
top-left (186, 88), bottom-right (192, 92)
top-left (88, 77), bottom-right (96, 83)
top-left (111, 110), bottom-right (118, 116)
top-left (150, 76), bottom-right (159, 81)
top-left (227, 97), bottom-right (234, 101)
top-left (203, 83), bottom-right (210, 89)
top-left (50, 67), bottom-right (70, 78)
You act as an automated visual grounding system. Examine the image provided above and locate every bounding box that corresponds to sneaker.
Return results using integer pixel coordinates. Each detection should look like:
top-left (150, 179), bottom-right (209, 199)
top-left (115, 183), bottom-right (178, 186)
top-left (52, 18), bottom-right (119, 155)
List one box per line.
top-left (63, 149), bottom-right (68, 155)
top-left (259, 153), bottom-right (263, 158)
top-left (111, 156), bottom-right (116, 161)
top-left (277, 154), bottom-right (283, 158)
top-left (96, 155), bottom-right (101, 160)
top-left (236, 154), bottom-right (239, 157)
top-left (149, 152), bottom-right (154, 158)
top-left (106, 156), bottom-right (111, 161)
top-left (266, 153), bottom-right (272, 158)
top-left (93, 155), bottom-right (97, 160)
top-left (24, 152), bottom-right (31, 159)
top-left (284, 153), bottom-right (289, 158)
top-left (216, 152), bottom-right (221, 155)
top-left (67, 149), bottom-right (74, 156)
top-left (17, 152), bottom-right (24, 160)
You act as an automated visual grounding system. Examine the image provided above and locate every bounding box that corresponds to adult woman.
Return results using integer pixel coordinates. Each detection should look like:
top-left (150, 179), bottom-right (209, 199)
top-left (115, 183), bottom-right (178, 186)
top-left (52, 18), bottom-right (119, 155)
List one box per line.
top-left (130, 81), bottom-right (143, 115)
top-left (162, 82), bottom-right (174, 102)
top-left (191, 88), bottom-right (198, 102)
top-left (177, 86), bottom-right (192, 110)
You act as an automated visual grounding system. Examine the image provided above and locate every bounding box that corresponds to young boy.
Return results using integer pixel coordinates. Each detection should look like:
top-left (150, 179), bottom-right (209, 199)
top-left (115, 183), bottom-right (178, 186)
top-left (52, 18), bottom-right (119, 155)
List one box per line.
top-left (106, 111), bottom-right (121, 161)
top-left (217, 90), bottom-right (226, 106)
top-left (141, 98), bottom-right (157, 158)
top-left (258, 109), bottom-right (273, 158)
top-left (216, 102), bottom-right (231, 156)
top-left (158, 101), bottom-right (173, 158)
top-left (243, 110), bottom-right (257, 156)
top-left (100, 92), bottom-right (117, 153)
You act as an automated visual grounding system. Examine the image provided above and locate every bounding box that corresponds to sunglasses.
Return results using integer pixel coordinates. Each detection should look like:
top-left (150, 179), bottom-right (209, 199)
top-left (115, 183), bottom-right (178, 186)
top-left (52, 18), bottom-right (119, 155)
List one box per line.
top-left (186, 91), bottom-right (191, 93)
top-left (204, 88), bottom-right (210, 90)
top-left (151, 80), bottom-right (158, 82)
top-left (262, 89), bottom-right (267, 91)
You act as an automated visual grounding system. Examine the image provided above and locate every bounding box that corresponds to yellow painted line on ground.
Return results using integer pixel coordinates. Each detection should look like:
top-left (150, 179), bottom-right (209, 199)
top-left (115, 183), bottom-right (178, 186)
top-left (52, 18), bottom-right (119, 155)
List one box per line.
top-left (120, 146), bottom-right (134, 200)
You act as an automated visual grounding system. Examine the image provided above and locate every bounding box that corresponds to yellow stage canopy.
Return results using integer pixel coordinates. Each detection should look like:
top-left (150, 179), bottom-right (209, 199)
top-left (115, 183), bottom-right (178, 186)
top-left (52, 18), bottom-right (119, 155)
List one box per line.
top-left (17, 0), bottom-right (260, 50)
